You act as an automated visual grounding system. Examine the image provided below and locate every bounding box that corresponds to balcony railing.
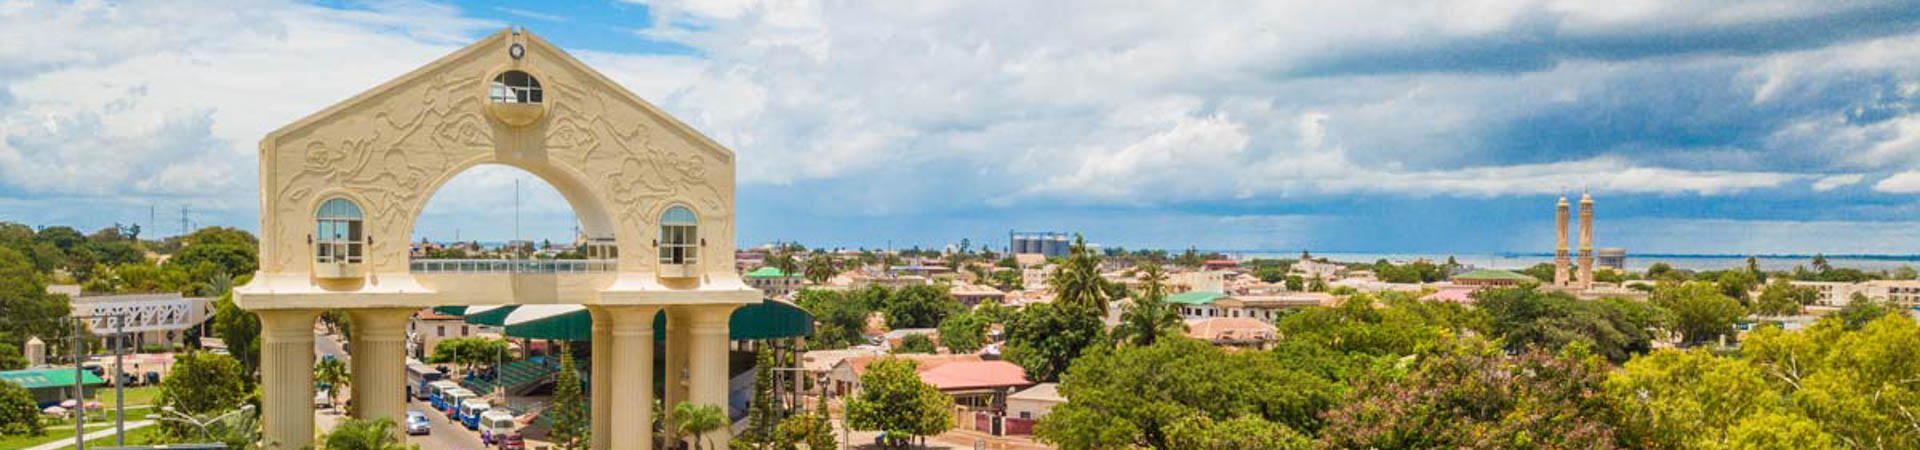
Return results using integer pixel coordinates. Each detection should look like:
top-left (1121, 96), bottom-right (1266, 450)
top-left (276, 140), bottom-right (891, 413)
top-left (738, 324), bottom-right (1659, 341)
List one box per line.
top-left (409, 259), bottom-right (618, 273)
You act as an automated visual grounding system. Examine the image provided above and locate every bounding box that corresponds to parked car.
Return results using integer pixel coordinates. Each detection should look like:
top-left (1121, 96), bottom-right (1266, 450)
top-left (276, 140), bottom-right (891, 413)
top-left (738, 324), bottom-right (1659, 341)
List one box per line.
top-left (313, 390), bottom-right (330, 408)
top-left (405, 410), bottom-right (431, 435)
top-left (495, 432), bottom-right (526, 450)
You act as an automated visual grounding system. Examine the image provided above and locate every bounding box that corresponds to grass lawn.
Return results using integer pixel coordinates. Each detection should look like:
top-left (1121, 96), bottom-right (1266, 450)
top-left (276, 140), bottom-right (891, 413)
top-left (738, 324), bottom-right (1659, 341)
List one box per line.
top-left (83, 424), bottom-right (163, 447)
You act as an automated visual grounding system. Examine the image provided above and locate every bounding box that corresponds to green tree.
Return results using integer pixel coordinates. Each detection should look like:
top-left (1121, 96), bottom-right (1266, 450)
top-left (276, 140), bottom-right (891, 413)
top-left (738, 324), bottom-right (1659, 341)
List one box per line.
top-left (1320, 337), bottom-right (1619, 449)
top-left (0, 379), bottom-right (40, 436)
top-left (157, 351), bottom-right (249, 440)
top-left (1284, 275), bottom-right (1303, 292)
top-left (883, 284), bottom-right (960, 329)
top-left (1744, 315), bottom-right (1920, 447)
top-left (1606, 348), bottom-right (1780, 448)
top-left (1112, 263), bottom-right (1184, 347)
top-left (548, 344), bottom-right (589, 449)
top-left (212, 289), bottom-right (261, 377)
top-left (846, 357), bottom-right (952, 448)
top-left (796, 289), bottom-right (870, 349)
top-left (934, 311), bottom-right (988, 353)
top-left (314, 357), bottom-right (349, 408)
top-left (742, 347), bottom-right (779, 447)
top-left (1753, 278), bottom-right (1816, 317)
top-left (1651, 282), bottom-right (1744, 346)
top-left (802, 255), bottom-right (837, 285)
top-left (0, 343), bottom-right (25, 371)
top-left (321, 417), bottom-right (415, 450)
top-left (1716, 269), bottom-right (1761, 303)
top-left (894, 334), bottom-right (936, 354)
top-left (1004, 301), bottom-right (1106, 382)
top-left (428, 337), bottom-right (510, 375)
top-left (1163, 415), bottom-right (1312, 450)
top-left (170, 240), bottom-right (258, 279)
top-left (1048, 235), bottom-right (1111, 315)
top-left (1835, 293), bottom-right (1894, 330)
top-left (0, 247), bottom-right (73, 360)
top-left (669, 402), bottom-right (727, 450)
top-left (1473, 286), bottom-right (1661, 364)
top-left (775, 412), bottom-right (834, 450)
top-left (1035, 338), bottom-right (1336, 449)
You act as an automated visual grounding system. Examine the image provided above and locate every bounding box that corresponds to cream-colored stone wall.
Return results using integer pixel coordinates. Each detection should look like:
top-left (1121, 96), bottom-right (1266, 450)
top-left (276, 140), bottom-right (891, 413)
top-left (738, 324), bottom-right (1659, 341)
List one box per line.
top-left (241, 28), bottom-right (754, 309)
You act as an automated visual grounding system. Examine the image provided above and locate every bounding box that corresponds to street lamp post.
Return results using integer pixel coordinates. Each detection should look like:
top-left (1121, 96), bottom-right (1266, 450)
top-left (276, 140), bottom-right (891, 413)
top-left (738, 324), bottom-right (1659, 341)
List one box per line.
top-left (149, 404), bottom-right (257, 442)
top-left (70, 313), bottom-right (128, 449)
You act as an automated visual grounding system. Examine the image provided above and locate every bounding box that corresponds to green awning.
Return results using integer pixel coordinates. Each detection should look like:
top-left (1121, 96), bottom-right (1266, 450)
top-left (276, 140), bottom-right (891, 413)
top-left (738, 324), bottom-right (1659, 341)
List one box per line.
top-left (463, 305), bottom-right (521, 326)
top-left (480, 300), bottom-right (816, 342)
top-left (0, 368), bottom-right (104, 389)
top-left (432, 306), bottom-right (469, 315)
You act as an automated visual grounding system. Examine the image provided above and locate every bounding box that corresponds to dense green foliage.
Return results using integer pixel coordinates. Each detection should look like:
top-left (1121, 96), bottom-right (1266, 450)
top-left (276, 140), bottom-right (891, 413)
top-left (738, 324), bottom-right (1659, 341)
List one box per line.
top-left (321, 417), bottom-right (415, 450)
top-left (1004, 301), bottom-right (1106, 382)
top-left (1474, 287), bottom-right (1661, 363)
top-left (846, 357), bottom-right (952, 446)
top-left (1651, 282), bottom-right (1745, 346)
top-left (0, 380), bottom-right (40, 436)
top-left (1321, 338), bottom-right (1619, 449)
top-left (427, 337), bottom-right (511, 374)
top-left (157, 351), bottom-right (249, 440)
top-left (548, 345), bottom-right (589, 449)
top-left (212, 290), bottom-right (261, 377)
top-left (1035, 338), bottom-right (1337, 448)
top-left (893, 333), bottom-right (935, 354)
top-left (1111, 263), bottom-right (1184, 347)
top-left (794, 288), bottom-right (870, 349)
top-left (882, 284), bottom-right (961, 329)
top-left (1048, 235), bottom-right (1111, 315)
top-left (934, 311), bottom-right (988, 353)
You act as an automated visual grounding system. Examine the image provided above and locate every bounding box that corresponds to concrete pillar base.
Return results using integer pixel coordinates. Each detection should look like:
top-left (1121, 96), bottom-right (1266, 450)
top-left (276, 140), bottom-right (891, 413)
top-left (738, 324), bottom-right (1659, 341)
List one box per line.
top-left (607, 306), bottom-right (659, 450)
top-left (258, 309), bottom-right (322, 450)
top-left (348, 308), bottom-right (415, 439)
top-left (685, 304), bottom-right (740, 447)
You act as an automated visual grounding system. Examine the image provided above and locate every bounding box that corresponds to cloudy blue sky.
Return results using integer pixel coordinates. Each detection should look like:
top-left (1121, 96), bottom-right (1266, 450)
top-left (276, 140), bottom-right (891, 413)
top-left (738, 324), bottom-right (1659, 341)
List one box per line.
top-left (3, 0), bottom-right (1920, 254)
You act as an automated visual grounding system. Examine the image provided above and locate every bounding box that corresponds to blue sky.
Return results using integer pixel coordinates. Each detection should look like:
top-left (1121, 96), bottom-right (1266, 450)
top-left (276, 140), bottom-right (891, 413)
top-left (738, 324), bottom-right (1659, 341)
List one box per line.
top-left (4, 1), bottom-right (1920, 254)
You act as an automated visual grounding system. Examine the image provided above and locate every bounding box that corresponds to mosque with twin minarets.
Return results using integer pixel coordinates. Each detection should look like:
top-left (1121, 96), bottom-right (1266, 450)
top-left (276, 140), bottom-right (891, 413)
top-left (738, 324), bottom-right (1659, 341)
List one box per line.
top-left (1546, 192), bottom-right (1640, 299)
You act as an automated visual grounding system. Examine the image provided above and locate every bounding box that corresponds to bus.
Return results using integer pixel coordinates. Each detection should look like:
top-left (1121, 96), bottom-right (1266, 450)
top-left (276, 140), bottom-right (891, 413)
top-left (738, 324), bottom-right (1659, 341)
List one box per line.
top-left (442, 389), bottom-right (475, 417)
top-left (407, 360), bottom-right (444, 401)
top-left (478, 410), bottom-right (518, 444)
top-left (425, 381), bottom-right (461, 410)
top-left (458, 398), bottom-right (492, 430)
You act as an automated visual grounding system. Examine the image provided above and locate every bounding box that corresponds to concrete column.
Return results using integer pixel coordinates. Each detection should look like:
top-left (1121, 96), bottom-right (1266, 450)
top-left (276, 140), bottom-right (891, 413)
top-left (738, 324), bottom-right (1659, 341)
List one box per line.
top-left (258, 309), bottom-right (321, 450)
top-left (663, 308), bottom-right (691, 415)
top-left (588, 306), bottom-right (613, 450)
top-left (348, 308), bottom-right (414, 439)
top-left (608, 306), bottom-right (660, 450)
top-left (686, 304), bottom-right (741, 447)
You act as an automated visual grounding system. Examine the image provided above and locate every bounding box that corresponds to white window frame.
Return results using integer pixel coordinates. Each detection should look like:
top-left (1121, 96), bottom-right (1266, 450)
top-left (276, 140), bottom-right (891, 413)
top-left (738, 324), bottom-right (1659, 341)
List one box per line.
top-left (314, 198), bottom-right (364, 265)
top-left (489, 71), bottom-right (543, 104)
top-left (659, 206), bottom-right (699, 266)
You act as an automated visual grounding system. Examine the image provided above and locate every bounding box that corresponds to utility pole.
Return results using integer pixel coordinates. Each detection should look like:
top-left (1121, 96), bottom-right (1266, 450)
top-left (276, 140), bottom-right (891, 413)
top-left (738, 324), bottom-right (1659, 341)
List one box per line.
top-left (71, 313), bottom-right (128, 449)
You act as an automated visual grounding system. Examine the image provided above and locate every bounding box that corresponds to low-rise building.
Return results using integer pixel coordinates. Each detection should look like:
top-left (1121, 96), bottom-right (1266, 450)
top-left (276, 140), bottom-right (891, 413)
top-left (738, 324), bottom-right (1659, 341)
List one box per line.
top-left (1167, 291), bottom-right (1227, 319)
top-left (745, 267), bottom-right (805, 297)
top-left (950, 283), bottom-right (1007, 307)
top-left (828, 354), bottom-right (1034, 410)
top-left (1213, 293), bottom-right (1332, 322)
top-left (1791, 280), bottom-right (1920, 307)
top-left (69, 293), bottom-right (214, 352)
top-left (409, 309), bottom-right (502, 360)
top-left (1185, 317), bottom-right (1277, 349)
top-left (0, 368), bottom-right (104, 408)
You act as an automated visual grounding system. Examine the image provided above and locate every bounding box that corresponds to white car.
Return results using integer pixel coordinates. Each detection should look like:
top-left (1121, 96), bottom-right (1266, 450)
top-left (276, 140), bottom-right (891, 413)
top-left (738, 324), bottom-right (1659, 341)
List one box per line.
top-left (405, 410), bottom-right (432, 435)
top-left (313, 390), bottom-right (330, 408)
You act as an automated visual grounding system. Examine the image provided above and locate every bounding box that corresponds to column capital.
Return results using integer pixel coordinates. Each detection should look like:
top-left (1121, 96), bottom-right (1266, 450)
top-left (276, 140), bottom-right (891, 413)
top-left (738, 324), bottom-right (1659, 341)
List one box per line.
top-left (603, 305), bottom-right (661, 336)
top-left (347, 308), bottom-right (414, 342)
top-left (257, 309), bottom-right (322, 342)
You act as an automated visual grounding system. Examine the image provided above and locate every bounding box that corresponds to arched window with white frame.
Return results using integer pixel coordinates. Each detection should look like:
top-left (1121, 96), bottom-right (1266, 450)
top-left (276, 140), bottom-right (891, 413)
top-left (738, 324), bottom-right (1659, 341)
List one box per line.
top-left (658, 206), bottom-right (698, 268)
top-left (315, 198), bottom-right (364, 265)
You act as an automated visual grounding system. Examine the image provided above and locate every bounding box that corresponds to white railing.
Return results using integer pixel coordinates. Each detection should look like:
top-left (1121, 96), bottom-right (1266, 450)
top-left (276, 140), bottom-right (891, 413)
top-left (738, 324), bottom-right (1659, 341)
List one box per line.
top-left (408, 259), bottom-right (617, 273)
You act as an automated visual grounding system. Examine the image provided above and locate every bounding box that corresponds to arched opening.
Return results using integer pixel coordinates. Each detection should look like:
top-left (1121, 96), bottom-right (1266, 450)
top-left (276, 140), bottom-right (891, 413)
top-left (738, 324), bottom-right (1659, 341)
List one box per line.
top-left (408, 164), bottom-right (609, 272)
top-left (490, 70), bottom-right (542, 104)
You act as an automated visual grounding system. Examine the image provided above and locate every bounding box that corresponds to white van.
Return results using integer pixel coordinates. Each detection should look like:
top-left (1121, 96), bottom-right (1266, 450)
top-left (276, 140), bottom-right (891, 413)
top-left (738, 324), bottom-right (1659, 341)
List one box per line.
top-left (479, 410), bottom-right (518, 444)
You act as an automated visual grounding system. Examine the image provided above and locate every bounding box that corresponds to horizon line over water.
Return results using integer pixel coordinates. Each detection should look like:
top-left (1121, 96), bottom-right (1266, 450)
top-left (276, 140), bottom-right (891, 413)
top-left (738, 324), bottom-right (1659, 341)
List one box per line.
top-left (1225, 251), bottom-right (1920, 272)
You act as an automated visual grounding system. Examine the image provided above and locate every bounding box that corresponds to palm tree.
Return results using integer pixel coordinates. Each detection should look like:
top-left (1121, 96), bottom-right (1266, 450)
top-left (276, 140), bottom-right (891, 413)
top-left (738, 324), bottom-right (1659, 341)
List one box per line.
top-left (803, 254), bottom-right (838, 284)
top-left (1113, 263), bottom-right (1185, 346)
top-left (670, 402), bottom-right (727, 450)
top-left (771, 250), bottom-right (799, 278)
top-left (322, 417), bottom-right (412, 449)
top-left (314, 357), bottom-right (349, 409)
top-left (1048, 235), bottom-right (1110, 315)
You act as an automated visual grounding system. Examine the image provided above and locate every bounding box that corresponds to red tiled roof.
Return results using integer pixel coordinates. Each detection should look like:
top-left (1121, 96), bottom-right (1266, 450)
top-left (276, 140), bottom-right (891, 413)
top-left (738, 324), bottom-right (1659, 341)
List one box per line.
top-left (917, 360), bottom-right (1032, 391)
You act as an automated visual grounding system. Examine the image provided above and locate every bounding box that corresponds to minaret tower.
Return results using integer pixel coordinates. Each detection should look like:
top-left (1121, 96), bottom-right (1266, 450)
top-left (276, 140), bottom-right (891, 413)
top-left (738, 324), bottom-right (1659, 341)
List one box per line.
top-left (1577, 192), bottom-right (1595, 290)
top-left (1554, 195), bottom-right (1570, 286)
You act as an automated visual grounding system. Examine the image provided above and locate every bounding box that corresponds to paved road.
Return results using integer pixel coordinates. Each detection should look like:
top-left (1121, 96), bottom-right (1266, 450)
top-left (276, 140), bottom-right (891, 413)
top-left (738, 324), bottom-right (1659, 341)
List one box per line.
top-left (315, 330), bottom-right (490, 449)
top-left (21, 420), bottom-right (154, 450)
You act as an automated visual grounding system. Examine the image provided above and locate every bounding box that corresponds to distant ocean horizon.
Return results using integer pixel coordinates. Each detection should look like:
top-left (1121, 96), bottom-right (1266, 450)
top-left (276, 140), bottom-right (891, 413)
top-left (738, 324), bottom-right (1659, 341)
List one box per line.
top-left (1223, 251), bottom-right (1920, 272)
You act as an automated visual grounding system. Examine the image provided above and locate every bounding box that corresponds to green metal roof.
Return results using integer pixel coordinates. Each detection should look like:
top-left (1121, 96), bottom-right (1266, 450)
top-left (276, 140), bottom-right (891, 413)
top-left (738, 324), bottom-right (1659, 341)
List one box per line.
top-left (476, 301), bottom-right (815, 342)
top-left (432, 306), bottom-right (469, 316)
top-left (745, 267), bottom-right (793, 278)
top-left (463, 306), bottom-right (521, 326)
top-left (0, 368), bottom-right (104, 390)
top-left (1166, 291), bottom-right (1226, 305)
top-left (1453, 269), bottom-right (1534, 281)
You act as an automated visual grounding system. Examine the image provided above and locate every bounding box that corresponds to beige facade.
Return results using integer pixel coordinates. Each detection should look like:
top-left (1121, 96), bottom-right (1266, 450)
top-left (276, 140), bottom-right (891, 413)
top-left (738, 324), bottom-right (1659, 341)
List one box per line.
top-left (1792, 280), bottom-right (1920, 307)
top-left (235, 29), bottom-right (759, 449)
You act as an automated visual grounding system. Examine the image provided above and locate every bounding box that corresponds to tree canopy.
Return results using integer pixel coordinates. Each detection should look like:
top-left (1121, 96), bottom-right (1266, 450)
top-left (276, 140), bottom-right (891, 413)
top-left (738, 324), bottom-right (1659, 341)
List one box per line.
top-left (846, 357), bottom-right (952, 446)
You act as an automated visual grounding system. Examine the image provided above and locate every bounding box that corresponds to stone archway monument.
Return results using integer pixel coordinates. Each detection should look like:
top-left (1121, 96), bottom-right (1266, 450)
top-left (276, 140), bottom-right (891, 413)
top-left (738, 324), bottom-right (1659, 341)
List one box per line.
top-left (236, 28), bottom-right (760, 450)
